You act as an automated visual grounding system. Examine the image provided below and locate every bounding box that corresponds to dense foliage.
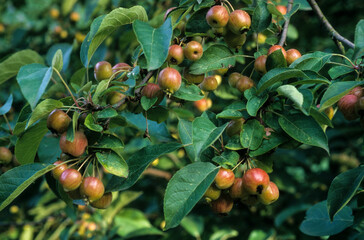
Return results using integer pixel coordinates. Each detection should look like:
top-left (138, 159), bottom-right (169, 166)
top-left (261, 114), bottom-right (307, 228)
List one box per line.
top-left (0, 0), bottom-right (363, 239)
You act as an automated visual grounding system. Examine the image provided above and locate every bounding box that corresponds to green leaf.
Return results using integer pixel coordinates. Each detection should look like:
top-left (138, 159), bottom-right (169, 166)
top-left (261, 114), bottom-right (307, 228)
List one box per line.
top-left (15, 120), bottom-right (49, 165)
top-left (246, 94), bottom-right (269, 117)
top-left (84, 114), bottom-right (103, 132)
top-left (189, 44), bottom-right (235, 75)
top-left (354, 19), bottom-right (364, 59)
top-left (290, 70), bottom-right (331, 85)
top-left (328, 66), bottom-right (355, 79)
top-left (266, 49), bottom-right (287, 71)
top-left (178, 119), bottom-right (195, 161)
top-left (106, 143), bottom-right (181, 191)
top-left (252, 1), bottom-right (271, 32)
top-left (51, 49), bottom-right (63, 72)
top-left (164, 162), bottom-right (219, 230)
top-left (87, 6), bottom-right (148, 64)
top-left (278, 114), bottom-right (329, 153)
top-left (249, 132), bottom-right (288, 157)
top-left (70, 68), bottom-right (87, 92)
top-left (216, 109), bottom-right (244, 119)
top-left (212, 151), bottom-right (239, 169)
top-left (173, 82), bottom-right (204, 101)
top-left (115, 209), bottom-right (163, 238)
top-left (327, 166), bottom-right (364, 220)
top-left (310, 107), bottom-right (333, 128)
top-left (0, 50), bottom-right (44, 85)
top-left (192, 116), bottom-right (228, 161)
top-left (96, 151), bottom-right (128, 178)
top-left (92, 79), bottom-right (109, 105)
top-left (225, 136), bottom-right (244, 150)
top-left (97, 108), bottom-right (118, 119)
top-left (13, 105), bottom-right (32, 136)
top-left (319, 81), bottom-right (364, 110)
top-left (133, 18), bottom-right (172, 71)
top-left (240, 119), bottom-right (265, 151)
top-left (185, 8), bottom-right (210, 35)
top-left (16, 64), bottom-right (53, 110)
top-left (290, 52), bottom-right (331, 72)
top-left (180, 215), bottom-right (204, 239)
top-left (141, 96), bottom-right (158, 111)
top-left (299, 201), bottom-right (354, 236)
top-left (0, 163), bottom-right (54, 212)
top-left (277, 85), bottom-right (308, 114)
top-left (0, 94), bottom-right (13, 115)
top-left (210, 229), bottom-right (239, 240)
top-left (89, 134), bottom-right (124, 149)
top-left (27, 99), bottom-right (64, 127)
top-left (257, 68), bottom-right (306, 94)
top-left (275, 204), bottom-right (312, 227)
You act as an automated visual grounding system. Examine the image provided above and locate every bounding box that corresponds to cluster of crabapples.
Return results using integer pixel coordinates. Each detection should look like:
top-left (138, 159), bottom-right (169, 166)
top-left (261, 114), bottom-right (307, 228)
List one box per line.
top-left (47, 109), bottom-right (112, 209)
top-left (338, 86), bottom-right (364, 124)
top-left (203, 167), bottom-right (279, 214)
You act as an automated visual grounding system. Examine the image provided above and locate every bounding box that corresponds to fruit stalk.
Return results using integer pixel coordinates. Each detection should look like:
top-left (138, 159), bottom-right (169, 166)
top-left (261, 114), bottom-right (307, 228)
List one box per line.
top-left (53, 68), bottom-right (80, 108)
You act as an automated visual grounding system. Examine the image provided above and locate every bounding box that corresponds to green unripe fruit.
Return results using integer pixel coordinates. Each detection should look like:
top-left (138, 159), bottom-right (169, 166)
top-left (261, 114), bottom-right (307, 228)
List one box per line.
top-left (0, 147), bottom-right (12, 164)
top-left (47, 109), bottom-right (71, 134)
top-left (183, 69), bottom-right (205, 84)
top-left (228, 72), bottom-right (242, 87)
top-left (236, 76), bottom-right (254, 93)
top-left (226, 118), bottom-right (245, 137)
top-left (94, 61), bottom-right (113, 81)
top-left (204, 185), bottom-right (221, 201)
top-left (90, 192), bottom-right (113, 209)
top-left (224, 29), bottom-right (247, 49)
top-left (199, 76), bottom-right (218, 91)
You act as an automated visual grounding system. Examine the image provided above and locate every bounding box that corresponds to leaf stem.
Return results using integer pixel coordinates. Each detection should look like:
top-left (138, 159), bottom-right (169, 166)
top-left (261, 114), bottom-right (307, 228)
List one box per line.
top-left (53, 68), bottom-right (80, 108)
top-left (3, 114), bottom-right (13, 135)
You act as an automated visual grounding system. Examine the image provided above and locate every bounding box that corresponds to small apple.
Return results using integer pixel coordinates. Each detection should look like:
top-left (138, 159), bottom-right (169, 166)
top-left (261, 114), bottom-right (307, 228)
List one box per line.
top-left (206, 5), bottom-right (229, 28)
top-left (59, 169), bottom-right (82, 192)
top-left (90, 192), bottom-right (113, 209)
top-left (47, 109), bottom-right (71, 134)
top-left (80, 177), bottom-right (105, 202)
top-left (242, 168), bottom-right (270, 194)
top-left (259, 181), bottom-right (279, 205)
top-left (184, 41), bottom-right (203, 61)
top-left (59, 131), bottom-right (88, 157)
top-left (215, 168), bottom-right (235, 189)
top-left (158, 67), bottom-right (182, 94)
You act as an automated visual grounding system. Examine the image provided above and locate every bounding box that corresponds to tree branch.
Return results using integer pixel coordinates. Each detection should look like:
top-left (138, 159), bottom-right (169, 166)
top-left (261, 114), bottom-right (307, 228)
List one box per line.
top-left (307, 0), bottom-right (355, 49)
top-left (278, 0), bottom-right (294, 46)
top-left (143, 168), bottom-right (172, 180)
